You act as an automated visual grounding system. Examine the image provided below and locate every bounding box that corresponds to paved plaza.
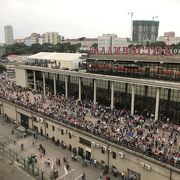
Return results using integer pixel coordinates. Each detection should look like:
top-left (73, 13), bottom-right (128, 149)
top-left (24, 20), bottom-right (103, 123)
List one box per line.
top-left (0, 116), bottom-right (118, 180)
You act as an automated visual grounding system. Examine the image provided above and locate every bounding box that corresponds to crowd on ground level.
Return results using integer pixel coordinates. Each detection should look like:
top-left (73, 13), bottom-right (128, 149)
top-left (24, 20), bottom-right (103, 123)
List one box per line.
top-left (0, 72), bottom-right (180, 170)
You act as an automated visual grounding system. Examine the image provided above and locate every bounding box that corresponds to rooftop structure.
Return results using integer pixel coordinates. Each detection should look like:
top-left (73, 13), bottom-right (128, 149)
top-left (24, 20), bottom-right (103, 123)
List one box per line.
top-left (27, 52), bottom-right (85, 69)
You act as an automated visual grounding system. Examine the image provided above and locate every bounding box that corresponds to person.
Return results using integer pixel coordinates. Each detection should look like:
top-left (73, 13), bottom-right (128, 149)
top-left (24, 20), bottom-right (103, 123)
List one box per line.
top-left (82, 172), bottom-right (86, 180)
top-left (13, 139), bottom-right (16, 145)
top-left (58, 158), bottom-right (61, 166)
top-left (71, 153), bottom-right (74, 161)
top-left (21, 143), bottom-right (24, 151)
top-left (121, 171), bottom-right (125, 180)
top-left (94, 159), bottom-right (97, 167)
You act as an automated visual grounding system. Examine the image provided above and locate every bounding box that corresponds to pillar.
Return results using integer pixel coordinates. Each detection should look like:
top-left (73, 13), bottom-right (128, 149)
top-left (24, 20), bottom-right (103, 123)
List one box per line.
top-left (131, 84), bottom-right (135, 115)
top-left (42, 72), bottom-right (46, 96)
top-left (78, 77), bottom-right (81, 101)
top-left (155, 88), bottom-right (160, 121)
top-left (33, 70), bottom-right (37, 90)
top-left (53, 74), bottom-right (56, 96)
top-left (65, 75), bottom-right (68, 98)
top-left (111, 81), bottom-right (114, 109)
top-left (93, 79), bottom-right (96, 105)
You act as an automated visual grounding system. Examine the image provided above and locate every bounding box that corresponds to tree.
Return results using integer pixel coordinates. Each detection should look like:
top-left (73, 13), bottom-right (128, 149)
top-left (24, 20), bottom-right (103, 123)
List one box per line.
top-left (91, 43), bottom-right (98, 49)
top-left (0, 64), bottom-right (6, 73)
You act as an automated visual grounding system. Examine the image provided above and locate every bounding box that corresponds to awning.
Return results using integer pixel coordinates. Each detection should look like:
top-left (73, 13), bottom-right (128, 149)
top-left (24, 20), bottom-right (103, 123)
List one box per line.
top-left (26, 129), bottom-right (36, 134)
top-left (16, 126), bottom-right (25, 132)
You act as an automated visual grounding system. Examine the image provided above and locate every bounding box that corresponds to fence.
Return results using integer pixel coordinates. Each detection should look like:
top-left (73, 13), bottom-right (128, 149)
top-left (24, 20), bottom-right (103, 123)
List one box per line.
top-left (0, 143), bottom-right (51, 180)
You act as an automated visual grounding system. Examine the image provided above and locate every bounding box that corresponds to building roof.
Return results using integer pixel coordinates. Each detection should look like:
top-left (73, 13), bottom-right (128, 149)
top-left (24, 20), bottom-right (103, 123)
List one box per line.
top-left (28, 52), bottom-right (83, 61)
top-left (88, 54), bottom-right (180, 63)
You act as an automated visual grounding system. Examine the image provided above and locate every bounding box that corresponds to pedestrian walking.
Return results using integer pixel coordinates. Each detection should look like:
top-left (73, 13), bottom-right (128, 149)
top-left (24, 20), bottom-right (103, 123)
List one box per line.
top-left (82, 172), bottom-right (86, 180)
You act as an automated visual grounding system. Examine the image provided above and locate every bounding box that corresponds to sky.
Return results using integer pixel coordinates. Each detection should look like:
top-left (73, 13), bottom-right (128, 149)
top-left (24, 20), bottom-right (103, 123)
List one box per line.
top-left (0, 0), bottom-right (180, 43)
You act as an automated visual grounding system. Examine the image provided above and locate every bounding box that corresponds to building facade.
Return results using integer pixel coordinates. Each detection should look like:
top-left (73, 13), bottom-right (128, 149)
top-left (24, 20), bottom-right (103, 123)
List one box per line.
top-left (24, 37), bottom-right (38, 46)
top-left (164, 32), bottom-right (175, 38)
top-left (98, 34), bottom-right (129, 51)
top-left (4, 25), bottom-right (14, 45)
top-left (132, 20), bottom-right (159, 43)
top-left (157, 32), bottom-right (180, 45)
top-left (0, 97), bottom-right (180, 180)
top-left (45, 32), bottom-right (59, 45)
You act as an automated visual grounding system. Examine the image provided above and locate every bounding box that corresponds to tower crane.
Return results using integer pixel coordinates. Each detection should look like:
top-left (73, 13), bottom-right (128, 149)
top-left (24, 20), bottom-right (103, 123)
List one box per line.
top-left (128, 11), bottom-right (135, 41)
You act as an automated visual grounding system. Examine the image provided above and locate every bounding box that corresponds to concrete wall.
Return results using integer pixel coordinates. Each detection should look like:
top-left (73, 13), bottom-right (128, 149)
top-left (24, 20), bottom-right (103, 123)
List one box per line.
top-left (15, 68), bottom-right (29, 88)
top-left (1, 98), bottom-right (180, 180)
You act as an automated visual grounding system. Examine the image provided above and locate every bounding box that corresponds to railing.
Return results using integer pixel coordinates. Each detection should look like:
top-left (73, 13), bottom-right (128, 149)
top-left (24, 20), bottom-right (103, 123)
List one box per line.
top-left (1, 96), bottom-right (180, 172)
top-left (0, 143), bottom-right (50, 180)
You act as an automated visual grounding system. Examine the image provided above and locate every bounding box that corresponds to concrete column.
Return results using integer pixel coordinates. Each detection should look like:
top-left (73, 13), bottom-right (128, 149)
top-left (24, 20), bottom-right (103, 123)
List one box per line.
top-left (33, 70), bottom-right (37, 90)
top-left (131, 84), bottom-right (135, 115)
top-left (78, 77), bottom-right (81, 101)
top-left (155, 87), bottom-right (160, 121)
top-left (53, 74), bottom-right (56, 96)
top-left (93, 79), bottom-right (96, 105)
top-left (111, 81), bottom-right (114, 109)
top-left (42, 72), bottom-right (46, 96)
top-left (65, 75), bottom-right (68, 98)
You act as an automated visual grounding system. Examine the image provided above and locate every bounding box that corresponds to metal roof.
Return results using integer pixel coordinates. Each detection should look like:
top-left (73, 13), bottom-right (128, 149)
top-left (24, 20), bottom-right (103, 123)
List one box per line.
top-left (28, 52), bottom-right (83, 61)
top-left (88, 55), bottom-right (180, 63)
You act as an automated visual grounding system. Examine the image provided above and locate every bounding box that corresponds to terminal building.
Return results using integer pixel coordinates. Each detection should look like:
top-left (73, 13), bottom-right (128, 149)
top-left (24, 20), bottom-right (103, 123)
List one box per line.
top-left (1, 51), bottom-right (180, 180)
top-left (16, 52), bottom-right (180, 123)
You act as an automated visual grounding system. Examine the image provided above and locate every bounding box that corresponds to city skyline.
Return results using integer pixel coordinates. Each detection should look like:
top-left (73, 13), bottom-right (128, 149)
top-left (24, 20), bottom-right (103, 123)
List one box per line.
top-left (0, 0), bottom-right (180, 43)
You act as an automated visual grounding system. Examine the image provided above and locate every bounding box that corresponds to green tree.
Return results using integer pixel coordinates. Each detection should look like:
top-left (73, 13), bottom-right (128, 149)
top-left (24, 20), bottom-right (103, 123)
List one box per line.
top-left (91, 43), bottom-right (98, 49)
top-left (0, 64), bottom-right (6, 73)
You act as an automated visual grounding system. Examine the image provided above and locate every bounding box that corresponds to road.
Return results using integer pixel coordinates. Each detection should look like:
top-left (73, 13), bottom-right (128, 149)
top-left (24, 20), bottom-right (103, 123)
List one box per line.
top-left (0, 153), bottom-right (35, 180)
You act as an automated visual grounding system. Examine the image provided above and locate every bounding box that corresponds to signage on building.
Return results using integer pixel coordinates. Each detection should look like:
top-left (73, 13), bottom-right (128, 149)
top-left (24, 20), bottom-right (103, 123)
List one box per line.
top-left (89, 46), bottom-right (180, 56)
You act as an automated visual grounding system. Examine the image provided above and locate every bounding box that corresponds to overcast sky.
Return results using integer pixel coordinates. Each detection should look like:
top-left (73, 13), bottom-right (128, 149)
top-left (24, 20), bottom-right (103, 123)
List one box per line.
top-left (0, 0), bottom-right (180, 43)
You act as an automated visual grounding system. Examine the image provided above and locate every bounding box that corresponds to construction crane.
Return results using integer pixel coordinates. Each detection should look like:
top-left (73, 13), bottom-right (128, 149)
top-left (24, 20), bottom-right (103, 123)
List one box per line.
top-left (128, 11), bottom-right (135, 41)
top-left (152, 16), bottom-right (158, 42)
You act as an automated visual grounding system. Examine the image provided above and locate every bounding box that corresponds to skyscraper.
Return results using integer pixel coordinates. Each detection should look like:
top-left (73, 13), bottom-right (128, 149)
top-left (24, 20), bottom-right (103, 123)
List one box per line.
top-left (4, 25), bottom-right (14, 45)
top-left (132, 20), bottom-right (159, 43)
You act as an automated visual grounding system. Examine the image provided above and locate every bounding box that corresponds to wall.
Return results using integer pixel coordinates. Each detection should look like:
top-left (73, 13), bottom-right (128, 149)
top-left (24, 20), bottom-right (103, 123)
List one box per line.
top-left (1, 98), bottom-right (180, 180)
top-left (15, 68), bottom-right (29, 88)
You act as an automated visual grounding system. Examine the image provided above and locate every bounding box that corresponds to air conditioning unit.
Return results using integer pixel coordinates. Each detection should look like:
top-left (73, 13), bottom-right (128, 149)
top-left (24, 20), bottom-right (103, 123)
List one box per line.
top-left (96, 144), bottom-right (100, 148)
top-left (92, 141), bottom-right (96, 147)
top-left (103, 146), bottom-right (107, 152)
top-left (63, 128), bottom-right (67, 133)
top-left (108, 148), bottom-right (112, 152)
top-left (144, 164), bottom-right (151, 171)
top-left (140, 162), bottom-right (145, 167)
top-left (118, 152), bottom-right (124, 158)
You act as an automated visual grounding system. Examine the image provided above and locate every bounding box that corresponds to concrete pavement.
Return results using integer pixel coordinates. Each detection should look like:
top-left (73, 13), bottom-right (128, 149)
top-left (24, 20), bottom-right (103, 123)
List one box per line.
top-left (0, 116), bottom-right (119, 180)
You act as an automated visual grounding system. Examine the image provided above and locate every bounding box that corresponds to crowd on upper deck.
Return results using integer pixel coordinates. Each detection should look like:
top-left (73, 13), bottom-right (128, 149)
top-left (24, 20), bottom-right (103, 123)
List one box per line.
top-left (0, 72), bottom-right (180, 169)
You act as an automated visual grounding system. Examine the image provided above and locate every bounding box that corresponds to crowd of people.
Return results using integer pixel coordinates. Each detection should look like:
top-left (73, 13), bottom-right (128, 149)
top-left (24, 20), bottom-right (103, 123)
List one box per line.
top-left (0, 72), bottom-right (180, 169)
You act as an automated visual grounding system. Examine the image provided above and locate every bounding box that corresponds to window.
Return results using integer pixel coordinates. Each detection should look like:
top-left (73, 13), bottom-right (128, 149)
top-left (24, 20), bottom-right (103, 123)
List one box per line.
top-left (112, 152), bottom-right (116, 159)
top-left (101, 147), bottom-right (105, 154)
top-left (79, 137), bottom-right (91, 147)
top-left (52, 125), bottom-right (55, 131)
top-left (69, 133), bottom-right (72, 139)
top-left (61, 129), bottom-right (64, 135)
top-left (32, 117), bottom-right (38, 123)
top-left (45, 123), bottom-right (48, 128)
